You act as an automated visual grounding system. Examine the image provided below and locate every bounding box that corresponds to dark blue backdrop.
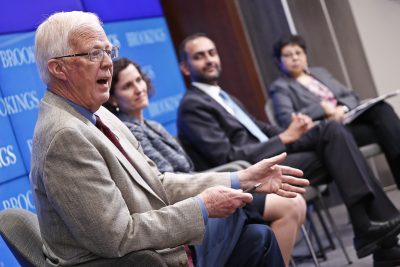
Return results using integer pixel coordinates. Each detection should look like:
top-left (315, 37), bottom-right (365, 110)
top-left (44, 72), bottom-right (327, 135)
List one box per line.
top-left (0, 1), bottom-right (186, 266)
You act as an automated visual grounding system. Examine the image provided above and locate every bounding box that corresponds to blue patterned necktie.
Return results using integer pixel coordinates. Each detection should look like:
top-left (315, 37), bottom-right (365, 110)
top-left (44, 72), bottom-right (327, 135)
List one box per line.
top-left (219, 90), bottom-right (269, 142)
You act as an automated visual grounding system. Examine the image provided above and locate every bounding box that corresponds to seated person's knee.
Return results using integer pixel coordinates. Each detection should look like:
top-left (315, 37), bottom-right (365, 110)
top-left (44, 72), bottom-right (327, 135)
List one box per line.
top-left (284, 195), bottom-right (306, 225)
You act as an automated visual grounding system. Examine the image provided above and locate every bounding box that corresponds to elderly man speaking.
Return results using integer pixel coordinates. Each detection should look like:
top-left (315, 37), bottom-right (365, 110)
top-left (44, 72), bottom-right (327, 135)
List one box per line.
top-left (30, 11), bottom-right (308, 267)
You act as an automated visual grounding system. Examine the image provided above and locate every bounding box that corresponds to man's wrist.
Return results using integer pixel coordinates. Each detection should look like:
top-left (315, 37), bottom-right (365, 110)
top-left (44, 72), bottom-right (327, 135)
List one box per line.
top-left (230, 172), bottom-right (240, 189)
top-left (279, 132), bottom-right (292, 145)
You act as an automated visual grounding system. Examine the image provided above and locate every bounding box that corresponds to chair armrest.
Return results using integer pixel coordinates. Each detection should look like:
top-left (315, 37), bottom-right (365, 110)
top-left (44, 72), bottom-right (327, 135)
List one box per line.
top-left (359, 143), bottom-right (382, 158)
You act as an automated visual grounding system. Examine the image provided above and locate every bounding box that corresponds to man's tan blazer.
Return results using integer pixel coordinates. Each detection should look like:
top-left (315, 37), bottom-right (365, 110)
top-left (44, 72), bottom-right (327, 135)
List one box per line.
top-left (30, 91), bottom-right (231, 266)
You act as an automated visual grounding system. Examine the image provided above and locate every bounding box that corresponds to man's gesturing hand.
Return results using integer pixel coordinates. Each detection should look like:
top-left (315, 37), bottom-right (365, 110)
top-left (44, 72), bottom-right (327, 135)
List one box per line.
top-left (279, 113), bottom-right (311, 144)
top-left (238, 153), bottom-right (309, 198)
top-left (198, 186), bottom-right (253, 218)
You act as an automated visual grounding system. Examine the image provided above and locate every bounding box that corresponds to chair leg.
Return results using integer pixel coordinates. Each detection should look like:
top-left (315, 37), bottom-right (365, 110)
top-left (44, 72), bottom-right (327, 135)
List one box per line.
top-left (289, 257), bottom-right (297, 267)
top-left (306, 206), bottom-right (327, 261)
top-left (316, 191), bottom-right (353, 265)
top-left (301, 224), bottom-right (321, 267)
top-left (313, 200), bottom-right (335, 250)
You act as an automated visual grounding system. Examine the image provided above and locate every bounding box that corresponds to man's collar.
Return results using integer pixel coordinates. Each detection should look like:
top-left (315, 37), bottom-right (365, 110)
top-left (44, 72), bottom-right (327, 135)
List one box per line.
top-left (191, 82), bottom-right (235, 115)
top-left (192, 82), bottom-right (221, 98)
top-left (63, 98), bottom-right (96, 124)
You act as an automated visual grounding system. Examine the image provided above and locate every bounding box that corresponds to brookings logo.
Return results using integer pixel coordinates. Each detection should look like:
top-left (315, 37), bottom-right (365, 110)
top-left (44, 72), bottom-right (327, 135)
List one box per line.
top-left (2, 189), bottom-right (35, 211)
top-left (147, 93), bottom-right (183, 117)
top-left (0, 90), bottom-right (40, 117)
top-left (0, 45), bottom-right (35, 68)
top-left (125, 28), bottom-right (167, 47)
top-left (0, 145), bottom-right (17, 168)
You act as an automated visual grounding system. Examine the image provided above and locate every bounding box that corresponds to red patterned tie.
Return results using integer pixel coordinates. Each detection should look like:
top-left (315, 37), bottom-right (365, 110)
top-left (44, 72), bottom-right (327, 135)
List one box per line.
top-left (183, 245), bottom-right (195, 267)
top-left (95, 115), bottom-right (134, 165)
top-left (95, 115), bottom-right (195, 266)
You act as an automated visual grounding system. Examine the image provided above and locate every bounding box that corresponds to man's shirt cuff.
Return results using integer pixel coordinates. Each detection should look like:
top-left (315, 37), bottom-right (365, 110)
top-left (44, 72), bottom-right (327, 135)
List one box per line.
top-left (230, 172), bottom-right (240, 189)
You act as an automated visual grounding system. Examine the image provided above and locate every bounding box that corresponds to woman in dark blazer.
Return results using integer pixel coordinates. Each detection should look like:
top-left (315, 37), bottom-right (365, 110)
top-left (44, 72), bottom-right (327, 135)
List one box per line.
top-left (269, 34), bottom-right (400, 188)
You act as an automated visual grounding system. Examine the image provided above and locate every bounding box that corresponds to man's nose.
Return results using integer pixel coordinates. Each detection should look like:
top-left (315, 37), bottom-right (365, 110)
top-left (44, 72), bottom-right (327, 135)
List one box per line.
top-left (101, 51), bottom-right (113, 67)
top-left (205, 54), bottom-right (214, 63)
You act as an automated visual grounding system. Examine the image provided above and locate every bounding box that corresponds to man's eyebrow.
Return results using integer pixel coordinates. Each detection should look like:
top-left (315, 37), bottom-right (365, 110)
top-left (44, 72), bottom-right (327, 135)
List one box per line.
top-left (193, 51), bottom-right (205, 56)
top-left (193, 48), bottom-right (214, 56)
top-left (91, 44), bottom-right (112, 49)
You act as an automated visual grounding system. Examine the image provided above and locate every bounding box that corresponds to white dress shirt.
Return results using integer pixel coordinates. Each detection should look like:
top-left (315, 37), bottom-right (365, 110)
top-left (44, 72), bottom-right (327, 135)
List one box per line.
top-left (192, 82), bottom-right (234, 115)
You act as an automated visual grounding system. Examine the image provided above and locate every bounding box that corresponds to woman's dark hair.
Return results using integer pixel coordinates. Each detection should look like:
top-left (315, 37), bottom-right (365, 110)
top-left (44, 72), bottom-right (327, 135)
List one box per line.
top-left (273, 34), bottom-right (307, 61)
top-left (105, 57), bottom-right (154, 113)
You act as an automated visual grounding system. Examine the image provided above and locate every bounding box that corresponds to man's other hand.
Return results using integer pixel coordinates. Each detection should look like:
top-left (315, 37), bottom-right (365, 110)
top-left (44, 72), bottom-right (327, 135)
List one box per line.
top-left (279, 113), bottom-right (311, 144)
top-left (198, 186), bottom-right (253, 218)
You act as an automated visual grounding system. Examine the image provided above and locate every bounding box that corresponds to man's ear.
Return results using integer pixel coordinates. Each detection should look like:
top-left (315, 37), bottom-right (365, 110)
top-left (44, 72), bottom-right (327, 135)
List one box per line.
top-left (179, 61), bottom-right (190, 77)
top-left (47, 59), bottom-right (68, 80)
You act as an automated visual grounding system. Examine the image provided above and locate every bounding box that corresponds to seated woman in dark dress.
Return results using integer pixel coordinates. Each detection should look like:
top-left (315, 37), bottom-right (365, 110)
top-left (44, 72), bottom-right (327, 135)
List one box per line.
top-left (105, 57), bottom-right (306, 266)
top-left (269, 34), bottom-right (400, 188)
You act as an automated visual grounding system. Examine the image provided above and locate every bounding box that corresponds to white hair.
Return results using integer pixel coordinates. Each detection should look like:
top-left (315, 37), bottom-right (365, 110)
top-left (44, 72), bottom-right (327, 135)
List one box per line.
top-left (35, 11), bottom-right (103, 84)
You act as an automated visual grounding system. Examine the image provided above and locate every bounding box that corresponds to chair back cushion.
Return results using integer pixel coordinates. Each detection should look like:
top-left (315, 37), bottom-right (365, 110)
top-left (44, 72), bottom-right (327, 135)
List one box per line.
top-left (0, 208), bottom-right (46, 267)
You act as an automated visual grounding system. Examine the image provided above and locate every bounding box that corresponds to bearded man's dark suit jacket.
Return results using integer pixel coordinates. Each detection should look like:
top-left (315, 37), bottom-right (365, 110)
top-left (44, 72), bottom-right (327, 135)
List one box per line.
top-left (269, 67), bottom-right (400, 186)
top-left (177, 85), bottom-right (398, 220)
